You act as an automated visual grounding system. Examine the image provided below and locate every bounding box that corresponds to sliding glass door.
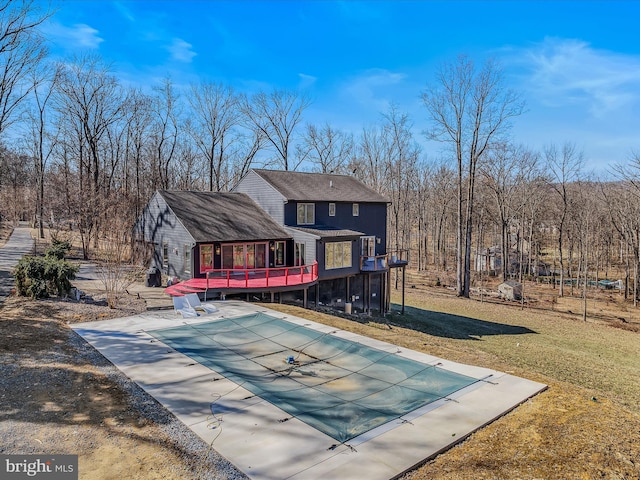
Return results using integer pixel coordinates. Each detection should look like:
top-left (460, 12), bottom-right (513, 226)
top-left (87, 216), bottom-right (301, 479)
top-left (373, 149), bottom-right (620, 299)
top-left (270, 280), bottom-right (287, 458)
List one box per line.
top-left (221, 242), bottom-right (269, 269)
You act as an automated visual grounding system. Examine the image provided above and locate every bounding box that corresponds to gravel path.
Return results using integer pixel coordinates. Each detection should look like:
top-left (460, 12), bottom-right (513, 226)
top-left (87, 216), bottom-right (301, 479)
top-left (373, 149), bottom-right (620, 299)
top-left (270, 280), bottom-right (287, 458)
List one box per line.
top-left (0, 227), bottom-right (34, 300)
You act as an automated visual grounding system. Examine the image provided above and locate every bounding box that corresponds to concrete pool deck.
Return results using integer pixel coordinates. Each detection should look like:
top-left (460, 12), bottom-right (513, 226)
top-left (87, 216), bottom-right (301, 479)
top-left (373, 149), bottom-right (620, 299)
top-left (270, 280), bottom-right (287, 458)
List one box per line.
top-left (72, 301), bottom-right (547, 480)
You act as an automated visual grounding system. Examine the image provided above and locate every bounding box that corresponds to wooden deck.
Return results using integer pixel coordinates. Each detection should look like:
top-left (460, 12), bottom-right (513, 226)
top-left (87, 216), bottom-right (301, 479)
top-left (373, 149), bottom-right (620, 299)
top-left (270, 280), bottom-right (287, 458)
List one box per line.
top-left (165, 262), bottom-right (318, 296)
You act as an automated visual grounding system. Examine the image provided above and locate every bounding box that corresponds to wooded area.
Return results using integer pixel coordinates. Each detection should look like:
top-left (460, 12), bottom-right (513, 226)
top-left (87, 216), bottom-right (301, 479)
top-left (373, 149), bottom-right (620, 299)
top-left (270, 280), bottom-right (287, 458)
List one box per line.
top-left (2, 0), bottom-right (640, 308)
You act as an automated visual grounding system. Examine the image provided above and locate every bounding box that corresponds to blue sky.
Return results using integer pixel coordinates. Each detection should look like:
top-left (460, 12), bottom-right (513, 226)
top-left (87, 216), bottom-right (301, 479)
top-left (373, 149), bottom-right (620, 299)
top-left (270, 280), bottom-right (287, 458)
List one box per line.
top-left (40, 0), bottom-right (640, 174)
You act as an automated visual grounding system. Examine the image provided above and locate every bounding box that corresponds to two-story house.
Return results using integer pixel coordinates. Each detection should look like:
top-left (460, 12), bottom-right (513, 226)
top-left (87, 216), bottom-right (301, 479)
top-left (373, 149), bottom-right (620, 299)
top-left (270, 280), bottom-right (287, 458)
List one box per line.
top-left (134, 169), bottom-right (407, 313)
top-left (233, 169), bottom-right (405, 313)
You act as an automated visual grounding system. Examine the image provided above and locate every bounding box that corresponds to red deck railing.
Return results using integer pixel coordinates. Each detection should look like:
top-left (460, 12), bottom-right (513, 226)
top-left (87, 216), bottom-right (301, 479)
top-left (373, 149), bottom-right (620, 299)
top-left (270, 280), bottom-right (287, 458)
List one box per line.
top-left (204, 261), bottom-right (319, 289)
top-left (165, 262), bottom-right (318, 297)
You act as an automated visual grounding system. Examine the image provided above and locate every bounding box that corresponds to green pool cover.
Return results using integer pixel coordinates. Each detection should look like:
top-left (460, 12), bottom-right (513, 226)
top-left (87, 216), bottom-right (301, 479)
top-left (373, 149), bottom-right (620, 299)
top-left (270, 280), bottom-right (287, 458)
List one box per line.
top-left (150, 313), bottom-right (478, 443)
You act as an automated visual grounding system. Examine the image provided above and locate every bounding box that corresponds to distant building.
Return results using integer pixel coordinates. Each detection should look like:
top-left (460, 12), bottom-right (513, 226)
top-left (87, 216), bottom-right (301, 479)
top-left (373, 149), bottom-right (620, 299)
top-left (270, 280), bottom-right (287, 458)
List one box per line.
top-left (475, 246), bottom-right (550, 277)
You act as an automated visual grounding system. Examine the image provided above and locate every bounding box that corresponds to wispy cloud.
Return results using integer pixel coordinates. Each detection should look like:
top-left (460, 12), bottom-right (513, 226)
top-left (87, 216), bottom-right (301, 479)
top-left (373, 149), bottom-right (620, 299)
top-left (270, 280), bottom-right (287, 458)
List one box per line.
top-left (341, 69), bottom-right (407, 114)
top-left (113, 1), bottom-right (135, 22)
top-left (298, 73), bottom-right (317, 89)
top-left (517, 37), bottom-right (640, 116)
top-left (44, 22), bottom-right (104, 49)
top-left (167, 38), bottom-right (196, 63)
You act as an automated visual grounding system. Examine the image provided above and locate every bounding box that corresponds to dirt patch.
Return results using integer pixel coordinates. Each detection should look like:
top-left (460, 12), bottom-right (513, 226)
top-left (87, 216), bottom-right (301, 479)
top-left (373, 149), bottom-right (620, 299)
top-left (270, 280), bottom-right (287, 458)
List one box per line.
top-left (0, 295), bottom-right (246, 480)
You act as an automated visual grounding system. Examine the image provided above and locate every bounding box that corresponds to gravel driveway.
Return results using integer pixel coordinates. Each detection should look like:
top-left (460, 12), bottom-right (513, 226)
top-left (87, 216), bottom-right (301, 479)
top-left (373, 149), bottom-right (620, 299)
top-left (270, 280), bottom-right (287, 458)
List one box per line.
top-left (0, 227), bottom-right (34, 301)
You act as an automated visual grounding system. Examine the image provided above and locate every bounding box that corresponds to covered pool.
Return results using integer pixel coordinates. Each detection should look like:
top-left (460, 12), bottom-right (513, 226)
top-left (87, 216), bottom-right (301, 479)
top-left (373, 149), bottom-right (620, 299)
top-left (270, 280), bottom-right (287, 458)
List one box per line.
top-left (149, 312), bottom-right (479, 443)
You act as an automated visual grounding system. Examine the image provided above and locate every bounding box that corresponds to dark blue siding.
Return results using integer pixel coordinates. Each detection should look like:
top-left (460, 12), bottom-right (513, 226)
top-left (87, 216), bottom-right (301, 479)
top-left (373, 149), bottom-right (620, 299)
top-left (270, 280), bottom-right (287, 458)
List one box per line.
top-left (316, 236), bottom-right (360, 280)
top-left (284, 201), bottom-right (388, 255)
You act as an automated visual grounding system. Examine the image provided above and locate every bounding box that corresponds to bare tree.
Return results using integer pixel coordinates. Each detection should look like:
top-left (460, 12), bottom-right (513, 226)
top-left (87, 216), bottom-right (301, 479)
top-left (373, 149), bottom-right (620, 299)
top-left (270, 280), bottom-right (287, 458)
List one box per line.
top-left (26, 63), bottom-right (60, 238)
top-left (240, 89), bottom-right (310, 170)
top-left (0, 0), bottom-right (49, 135)
top-left (382, 105), bottom-right (421, 269)
top-left (0, 143), bottom-right (33, 223)
top-left (225, 127), bottom-right (265, 189)
top-left (187, 81), bottom-right (239, 191)
top-left (122, 88), bottom-right (152, 218)
top-left (422, 55), bottom-right (524, 297)
top-left (606, 151), bottom-right (640, 304)
top-left (150, 77), bottom-right (180, 190)
top-left (571, 179), bottom-right (597, 320)
top-left (300, 122), bottom-right (354, 174)
top-left (544, 142), bottom-right (584, 296)
top-left (54, 55), bottom-right (126, 259)
top-left (354, 123), bottom-right (388, 193)
top-left (428, 162), bottom-right (456, 270)
top-left (519, 170), bottom-right (548, 281)
top-left (480, 143), bottom-right (538, 282)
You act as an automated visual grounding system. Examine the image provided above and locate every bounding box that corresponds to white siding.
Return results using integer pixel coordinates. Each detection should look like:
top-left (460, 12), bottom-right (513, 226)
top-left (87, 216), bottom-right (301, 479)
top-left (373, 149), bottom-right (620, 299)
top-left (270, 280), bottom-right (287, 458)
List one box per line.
top-left (233, 170), bottom-right (287, 225)
top-left (285, 226), bottom-right (318, 265)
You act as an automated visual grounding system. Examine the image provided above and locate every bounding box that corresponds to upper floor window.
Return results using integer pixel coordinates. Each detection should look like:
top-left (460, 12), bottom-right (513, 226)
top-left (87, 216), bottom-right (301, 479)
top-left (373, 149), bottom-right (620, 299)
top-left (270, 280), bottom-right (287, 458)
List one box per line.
top-left (297, 203), bottom-right (315, 225)
top-left (328, 203), bottom-right (336, 217)
top-left (352, 203), bottom-right (359, 216)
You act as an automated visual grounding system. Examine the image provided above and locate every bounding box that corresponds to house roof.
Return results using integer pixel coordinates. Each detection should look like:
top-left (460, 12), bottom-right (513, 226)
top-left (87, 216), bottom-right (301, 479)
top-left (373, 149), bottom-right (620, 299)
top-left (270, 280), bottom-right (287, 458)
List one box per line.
top-left (158, 190), bottom-right (291, 243)
top-left (251, 169), bottom-right (389, 203)
top-left (293, 225), bottom-right (364, 239)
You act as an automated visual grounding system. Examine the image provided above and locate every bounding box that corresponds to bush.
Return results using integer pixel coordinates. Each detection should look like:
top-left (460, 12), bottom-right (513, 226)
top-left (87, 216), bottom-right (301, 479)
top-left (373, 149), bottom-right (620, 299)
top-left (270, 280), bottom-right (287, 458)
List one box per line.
top-left (13, 255), bottom-right (78, 299)
top-left (45, 239), bottom-right (72, 260)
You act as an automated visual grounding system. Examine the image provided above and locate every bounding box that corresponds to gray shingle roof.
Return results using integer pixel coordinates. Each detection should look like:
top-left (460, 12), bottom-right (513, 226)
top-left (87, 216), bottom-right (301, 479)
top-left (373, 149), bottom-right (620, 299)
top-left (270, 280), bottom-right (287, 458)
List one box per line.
top-left (252, 169), bottom-right (389, 203)
top-left (158, 190), bottom-right (291, 243)
top-left (293, 226), bottom-right (364, 238)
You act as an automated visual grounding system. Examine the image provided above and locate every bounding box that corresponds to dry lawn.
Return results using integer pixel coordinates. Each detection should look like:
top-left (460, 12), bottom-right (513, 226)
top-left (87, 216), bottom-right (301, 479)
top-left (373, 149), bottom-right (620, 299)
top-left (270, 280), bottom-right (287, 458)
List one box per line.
top-left (266, 284), bottom-right (640, 480)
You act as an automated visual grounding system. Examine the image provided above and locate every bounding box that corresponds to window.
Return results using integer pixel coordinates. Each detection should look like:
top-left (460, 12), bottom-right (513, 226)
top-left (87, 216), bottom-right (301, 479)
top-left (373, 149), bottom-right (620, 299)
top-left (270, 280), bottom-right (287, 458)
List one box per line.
top-left (183, 245), bottom-right (191, 274)
top-left (274, 241), bottom-right (285, 266)
top-left (352, 203), bottom-right (359, 216)
top-left (325, 241), bottom-right (352, 269)
top-left (295, 242), bottom-right (305, 266)
top-left (246, 244), bottom-right (255, 268)
top-left (199, 244), bottom-right (213, 273)
top-left (222, 245), bottom-right (234, 269)
top-left (233, 245), bottom-right (244, 269)
top-left (328, 203), bottom-right (336, 217)
top-left (361, 236), bottom-right (375, 257)
top-left (221, 242), bottom-right (269, 269)
top-left (255, 243), bottom-right (266, 268)
top-left (162, 242), bottom-right (169, 270)
top-left (297, 203), bottom-right (315, 225)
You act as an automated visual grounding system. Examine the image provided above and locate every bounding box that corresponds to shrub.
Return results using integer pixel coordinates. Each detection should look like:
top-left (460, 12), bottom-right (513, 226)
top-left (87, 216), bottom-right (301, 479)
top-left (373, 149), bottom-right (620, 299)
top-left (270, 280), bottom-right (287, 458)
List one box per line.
top-left (13, 255), bottom-right (78, 299)
top-left (45, 239), bottom-right (72, 260)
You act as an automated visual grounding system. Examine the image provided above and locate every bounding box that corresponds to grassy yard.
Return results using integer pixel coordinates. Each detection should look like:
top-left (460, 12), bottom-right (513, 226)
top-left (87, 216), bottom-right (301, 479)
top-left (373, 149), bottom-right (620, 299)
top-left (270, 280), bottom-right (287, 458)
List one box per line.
top-left (266, 285), bottom-right (640, 479)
